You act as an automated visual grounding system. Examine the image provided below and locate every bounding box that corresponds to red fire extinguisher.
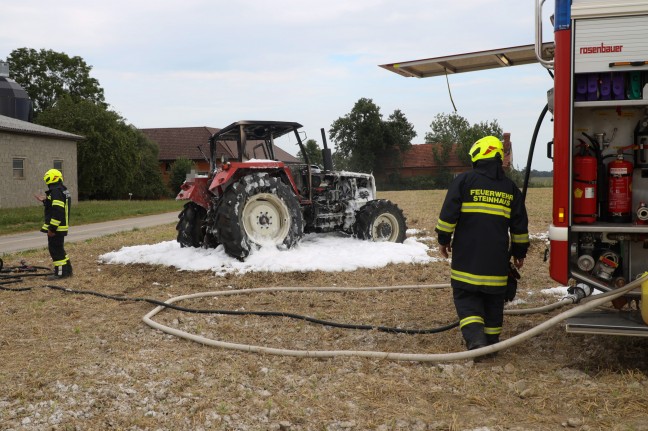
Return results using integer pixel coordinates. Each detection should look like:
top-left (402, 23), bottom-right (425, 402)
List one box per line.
top-left (573, 144), bottom-right (598, 224)
top-left (608, 154), bottom-right (633, 223)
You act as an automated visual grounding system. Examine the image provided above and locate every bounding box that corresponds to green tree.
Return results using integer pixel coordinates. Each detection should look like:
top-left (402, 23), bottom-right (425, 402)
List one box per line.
top-left (329, 98), bottom-right (416, 173)
top-left (131, 131), bottom-right (169, 199)
top-left (507, 166), bottom-right (526, 188)
top-left (332, 150), bottom-right (351, 171)
top-left (36, 96), bottom-right (165, 199)
top-left (6, 48), bottom-right (105, 118)
top-left (169, 158), bottom-right (195, 197)
top-left (296, 139), bottom-right (324, 166)
top-left (383, 108), bottom-right (416, 175)
top-left (425, 112), bottom-right (503, 166)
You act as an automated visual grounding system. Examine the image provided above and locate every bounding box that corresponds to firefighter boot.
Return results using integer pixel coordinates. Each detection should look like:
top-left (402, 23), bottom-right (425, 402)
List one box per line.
top-left (62, 260), bottom-right (73, 278)
top-left (47, 261), bottom-right (72, 280)
top-left (462, 324), bottom-right (488, 351)
top-left (46, 265), bottom-right (65, 280)
top-left (480, 334), bottom-right (500, 360)
top-left (486, 334), bottom-right (500, 345)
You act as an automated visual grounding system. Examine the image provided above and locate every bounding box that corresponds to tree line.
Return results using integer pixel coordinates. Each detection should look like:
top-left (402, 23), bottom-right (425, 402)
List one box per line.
top-left (5, 48), bottom-right (167, 200)
top-left (300, 99), bottom-right (507, 189)
top-left (5, 47), bottom-right (523, 198)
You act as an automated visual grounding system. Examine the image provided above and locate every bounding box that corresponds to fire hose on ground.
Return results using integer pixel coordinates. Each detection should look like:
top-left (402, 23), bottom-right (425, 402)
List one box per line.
top-left (2, 261), bottom-right (647, 362)
top-left (141, 275), bottom-right (648, 362)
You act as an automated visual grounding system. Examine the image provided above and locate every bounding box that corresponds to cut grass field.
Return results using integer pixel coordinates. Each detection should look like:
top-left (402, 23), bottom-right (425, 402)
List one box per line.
top-left (0, 199), bottom-right (184, 235)
top-left (1, 187), bottom-right (647, 431)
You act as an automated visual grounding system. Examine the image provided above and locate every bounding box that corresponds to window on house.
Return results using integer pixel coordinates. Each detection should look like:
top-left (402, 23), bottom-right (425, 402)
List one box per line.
top-left (53, 160), bottom-right (63, 175)
top-left (13, 158), bottom-right (25, 179)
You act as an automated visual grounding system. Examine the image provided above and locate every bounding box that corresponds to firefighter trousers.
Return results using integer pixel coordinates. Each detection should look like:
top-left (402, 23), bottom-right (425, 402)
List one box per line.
top-left (48, 234), bottom-right (72, 277)
top-left (453, 288), bottom-right (505, 349)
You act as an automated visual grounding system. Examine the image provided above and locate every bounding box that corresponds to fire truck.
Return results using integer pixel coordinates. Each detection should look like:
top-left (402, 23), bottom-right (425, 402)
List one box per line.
top-left (381, 0), bottom-right (648, 336)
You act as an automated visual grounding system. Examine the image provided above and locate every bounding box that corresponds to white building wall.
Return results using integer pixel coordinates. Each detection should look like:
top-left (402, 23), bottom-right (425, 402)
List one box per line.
top-left (0, 131), bottom-right (78, 209)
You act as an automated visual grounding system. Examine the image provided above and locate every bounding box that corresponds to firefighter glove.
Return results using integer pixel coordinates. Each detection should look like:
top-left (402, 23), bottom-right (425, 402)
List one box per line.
top-left (505, 261), bottom-right (520, 302)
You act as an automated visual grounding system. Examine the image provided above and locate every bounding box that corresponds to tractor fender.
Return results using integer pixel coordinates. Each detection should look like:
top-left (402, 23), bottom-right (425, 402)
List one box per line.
top-left (209, 166), bottom-right (239, 193)
top-left (209, 162), bottom-right (301, 196)
top-left (176, 176), bottom-right (211, 210)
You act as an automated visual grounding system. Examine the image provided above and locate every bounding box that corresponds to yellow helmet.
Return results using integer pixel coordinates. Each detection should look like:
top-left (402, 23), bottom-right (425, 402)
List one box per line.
top-left (468, 136), bottom-right (504, 163)
top-left (44, 168), bottom-right (63, 184)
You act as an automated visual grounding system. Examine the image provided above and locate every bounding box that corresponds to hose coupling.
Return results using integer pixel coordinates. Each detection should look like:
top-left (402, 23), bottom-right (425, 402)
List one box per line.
top-left (637, 202), bottom-right (648, 224)
top-left (565, 283), bottom-right (593, 303)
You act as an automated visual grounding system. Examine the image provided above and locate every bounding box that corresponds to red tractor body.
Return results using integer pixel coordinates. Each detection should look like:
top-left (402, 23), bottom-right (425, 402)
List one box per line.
top-left (176, 120), bottom-right (407, 259)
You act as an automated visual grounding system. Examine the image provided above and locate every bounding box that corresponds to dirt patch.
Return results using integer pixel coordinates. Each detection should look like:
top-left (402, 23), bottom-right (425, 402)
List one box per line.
top-left (1, 190), bottom-right (647, 431)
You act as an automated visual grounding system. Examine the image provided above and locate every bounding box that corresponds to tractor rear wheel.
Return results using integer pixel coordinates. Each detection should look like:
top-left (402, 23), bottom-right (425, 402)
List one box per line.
top-left (353, 199), bottom-right (407, 243)
top-left (215, 173), bottom-right (303, 259)
top-left (176, 203), bottom-right (206, 247)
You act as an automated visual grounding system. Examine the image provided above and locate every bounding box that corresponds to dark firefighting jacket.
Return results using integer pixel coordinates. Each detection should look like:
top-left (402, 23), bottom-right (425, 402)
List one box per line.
top-left (435, 159), bottom-right (529, 293)
top-left (41, 182), bottom-right (71, 236)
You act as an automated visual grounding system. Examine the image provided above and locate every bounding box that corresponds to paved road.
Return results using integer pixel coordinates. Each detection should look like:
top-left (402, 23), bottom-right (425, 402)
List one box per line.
top-left (0, 212), bottom-right (179, 255)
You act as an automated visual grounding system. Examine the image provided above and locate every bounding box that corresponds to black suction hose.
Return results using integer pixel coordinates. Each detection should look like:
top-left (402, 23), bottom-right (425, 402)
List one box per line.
top-left (41, 283), bottom-right (459, 335)
top-left (0, 261), bottom-right (459, 335)
top-left (522, 103), bottom-right (549, 202)
top-left (521, 68), bottom-right (554, 200)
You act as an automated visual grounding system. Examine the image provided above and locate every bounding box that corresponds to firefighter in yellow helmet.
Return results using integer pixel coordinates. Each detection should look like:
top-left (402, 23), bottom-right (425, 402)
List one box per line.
top-left (35, 169), bottom-right (73, 279)
top-left (435, 136), bottom-right (529, 352)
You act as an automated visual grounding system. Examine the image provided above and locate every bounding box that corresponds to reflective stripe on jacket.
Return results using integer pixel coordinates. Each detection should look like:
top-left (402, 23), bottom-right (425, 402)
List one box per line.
top-left (41, 183), bottom-right (71, 235)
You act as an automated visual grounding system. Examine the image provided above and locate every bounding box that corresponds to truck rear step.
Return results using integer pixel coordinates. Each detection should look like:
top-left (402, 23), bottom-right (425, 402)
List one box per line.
top-left (565, 310), bottom-right (648, 337)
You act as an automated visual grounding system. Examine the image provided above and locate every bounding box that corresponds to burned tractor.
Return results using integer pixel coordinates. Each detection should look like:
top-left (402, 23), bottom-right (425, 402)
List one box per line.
top-left (175, 120), bottom-right (407, 259)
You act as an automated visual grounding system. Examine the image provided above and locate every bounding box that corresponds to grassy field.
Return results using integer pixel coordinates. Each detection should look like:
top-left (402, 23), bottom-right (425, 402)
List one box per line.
top-left (0, 199), bottom-right (184, 235)
top-left (1, 187), bottom-right (647, 431)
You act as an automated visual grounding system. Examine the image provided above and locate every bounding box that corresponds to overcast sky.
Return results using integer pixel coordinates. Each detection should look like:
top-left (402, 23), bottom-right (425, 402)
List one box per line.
top-left (1, 0), bottom-right (556, 171)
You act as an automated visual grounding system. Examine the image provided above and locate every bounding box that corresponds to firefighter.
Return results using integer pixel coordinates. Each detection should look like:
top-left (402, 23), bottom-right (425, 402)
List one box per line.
top-left (35, 169), bottom-right (73, 279)
top-left (435, 136), bottom-right (529, 351)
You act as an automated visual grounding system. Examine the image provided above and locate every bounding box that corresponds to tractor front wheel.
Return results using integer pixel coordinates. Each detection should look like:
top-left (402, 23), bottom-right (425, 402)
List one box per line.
top-left (215, 173), bottom-right (303, 259)
top-left (353, 199), bottom-right (407, 243)
top-left (176, 202), bottom-right (207, 248)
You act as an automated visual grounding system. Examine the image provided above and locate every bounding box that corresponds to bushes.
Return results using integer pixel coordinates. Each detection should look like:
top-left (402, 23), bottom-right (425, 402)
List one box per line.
top-left (378, 174), bottom-right (437, 191)
top-left (399, 175), bottom-right (437, 190)
top-left (168, 158), bottom-right (195, 197)
top-left (378, 170), bottom-right (553, 191)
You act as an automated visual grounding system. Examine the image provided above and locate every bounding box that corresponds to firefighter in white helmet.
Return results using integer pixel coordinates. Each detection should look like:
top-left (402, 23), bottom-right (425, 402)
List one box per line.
top-left (35, 169), bottom-right (73, 279)
top-left (435, 136), bottom-right (529, 351)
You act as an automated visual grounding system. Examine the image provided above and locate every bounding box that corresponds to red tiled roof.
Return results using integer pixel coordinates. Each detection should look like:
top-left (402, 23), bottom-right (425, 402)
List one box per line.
top-left (141, 127), bottom-right (300, 164)
top-left (381, 134), bottom-right (514, 177)
top-left (218, 140), bottom-right (300, 163)
top-left (387, 143), bottom-right (468, 169)
top-left (141, 127), bottom-right (218, 161)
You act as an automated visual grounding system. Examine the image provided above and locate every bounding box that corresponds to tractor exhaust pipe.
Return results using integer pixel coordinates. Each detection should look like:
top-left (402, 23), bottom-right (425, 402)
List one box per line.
top-left (320, 128), bottom-right (334, 172)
